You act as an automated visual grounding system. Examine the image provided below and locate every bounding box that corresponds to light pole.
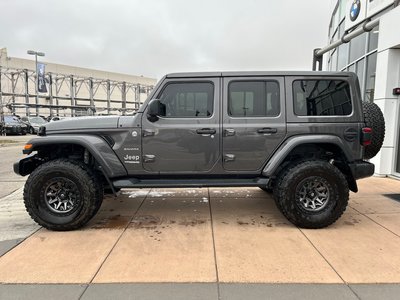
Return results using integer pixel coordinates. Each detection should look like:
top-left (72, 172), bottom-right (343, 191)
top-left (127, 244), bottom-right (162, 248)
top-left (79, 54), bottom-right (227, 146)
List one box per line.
top-left (27, 50), bottom-right (45, 116)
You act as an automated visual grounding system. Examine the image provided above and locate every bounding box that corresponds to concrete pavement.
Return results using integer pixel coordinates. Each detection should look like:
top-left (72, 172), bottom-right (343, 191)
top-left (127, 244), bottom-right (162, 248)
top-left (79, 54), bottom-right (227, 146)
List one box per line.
top-left (0, 177), bottom-right (399, 300)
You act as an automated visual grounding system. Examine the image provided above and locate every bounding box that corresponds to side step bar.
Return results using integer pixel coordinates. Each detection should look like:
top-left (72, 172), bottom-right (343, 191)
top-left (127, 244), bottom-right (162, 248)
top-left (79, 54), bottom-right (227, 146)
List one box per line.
top-left (113, 177), bottom-right (269, 189)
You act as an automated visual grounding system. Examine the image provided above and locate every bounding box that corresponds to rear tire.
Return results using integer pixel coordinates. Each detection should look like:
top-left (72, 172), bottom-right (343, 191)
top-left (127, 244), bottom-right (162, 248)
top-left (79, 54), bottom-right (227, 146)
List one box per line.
top-left (24, 159), bottom-right (103, 231)
top-left (273, 160), bottom-right (349, 229)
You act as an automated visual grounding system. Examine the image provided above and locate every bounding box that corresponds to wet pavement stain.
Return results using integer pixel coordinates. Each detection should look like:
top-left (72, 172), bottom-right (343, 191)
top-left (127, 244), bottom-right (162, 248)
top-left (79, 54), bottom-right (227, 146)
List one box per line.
top-left (91, 214), bottom-right (129, 229)
top-left (131, 215), bottom-right (161, 229)
top-left (344, 218), bottom-right (361, 226)
top-left (237, 220), bottom-right (249, 225)
top-left (92, 215), bottom-right (128, 229)
top-left (178, 219), bottom-right (206, 227)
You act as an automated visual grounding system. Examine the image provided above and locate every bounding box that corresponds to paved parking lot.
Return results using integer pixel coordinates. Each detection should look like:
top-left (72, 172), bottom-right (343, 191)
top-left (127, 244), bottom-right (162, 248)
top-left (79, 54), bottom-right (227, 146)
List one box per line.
top-left (1, 138), bottom-right (400, 299)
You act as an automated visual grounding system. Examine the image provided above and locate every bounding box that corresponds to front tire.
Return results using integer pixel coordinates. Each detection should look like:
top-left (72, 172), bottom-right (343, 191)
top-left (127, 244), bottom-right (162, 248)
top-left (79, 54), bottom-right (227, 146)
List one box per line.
top-left (259, 186), bottom-right (273, 193)
top-left (273, 160), bottom-right (349, 229)
top-left (24, 159), bottom-right (103, 231)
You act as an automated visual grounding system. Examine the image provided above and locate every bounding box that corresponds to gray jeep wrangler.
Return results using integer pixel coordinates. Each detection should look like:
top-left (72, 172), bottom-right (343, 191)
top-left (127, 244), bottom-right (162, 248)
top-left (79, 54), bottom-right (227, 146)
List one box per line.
top-left (14, 71), bottom-right (385, 231)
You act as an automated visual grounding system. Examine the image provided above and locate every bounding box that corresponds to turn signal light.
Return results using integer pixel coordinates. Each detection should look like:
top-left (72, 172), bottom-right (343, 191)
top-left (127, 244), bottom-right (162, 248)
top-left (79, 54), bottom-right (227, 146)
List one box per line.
top-left (362, 127), bottom-right (372, 146)
top-left (24, 144), bottom-right (33, 150)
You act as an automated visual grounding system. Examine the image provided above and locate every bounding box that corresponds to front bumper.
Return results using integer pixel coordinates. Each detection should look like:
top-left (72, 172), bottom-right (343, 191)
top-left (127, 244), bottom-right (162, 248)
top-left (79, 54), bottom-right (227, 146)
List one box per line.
top-left (349, 161), bottom-right (375, 180)
top-left (14, 156), bottom-right (41, 176)
top-left (5, 126), bottom-right (22, 134)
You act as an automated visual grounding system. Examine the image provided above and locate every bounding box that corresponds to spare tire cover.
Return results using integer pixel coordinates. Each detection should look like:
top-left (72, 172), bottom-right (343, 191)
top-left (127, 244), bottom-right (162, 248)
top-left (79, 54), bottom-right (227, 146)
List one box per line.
top-left (362, 101), bottom-right (385, 160)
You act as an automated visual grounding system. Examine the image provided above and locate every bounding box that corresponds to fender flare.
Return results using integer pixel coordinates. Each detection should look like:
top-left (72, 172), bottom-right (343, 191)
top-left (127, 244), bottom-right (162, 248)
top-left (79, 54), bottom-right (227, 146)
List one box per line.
top-left (262, 135), bottom-right (354, 177)
top-left (24, 135), bottom-right (127, 178)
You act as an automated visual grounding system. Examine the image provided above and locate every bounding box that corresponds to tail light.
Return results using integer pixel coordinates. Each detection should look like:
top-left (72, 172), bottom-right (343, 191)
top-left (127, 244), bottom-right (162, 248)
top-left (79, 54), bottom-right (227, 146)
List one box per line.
top-left (362, 127), bottom-right (372, 146)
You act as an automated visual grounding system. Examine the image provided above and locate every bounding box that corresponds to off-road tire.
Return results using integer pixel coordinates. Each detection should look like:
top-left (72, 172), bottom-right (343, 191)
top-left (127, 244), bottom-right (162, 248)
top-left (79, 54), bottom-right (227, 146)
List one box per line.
top-left (259, 187), bottom-right (273, 193)
top-left (24, 159), bottom-right (103, 231)
top-left (273, 160), bottom-right (349, 229)
top-left (363, 101), bottom-right (385, 159)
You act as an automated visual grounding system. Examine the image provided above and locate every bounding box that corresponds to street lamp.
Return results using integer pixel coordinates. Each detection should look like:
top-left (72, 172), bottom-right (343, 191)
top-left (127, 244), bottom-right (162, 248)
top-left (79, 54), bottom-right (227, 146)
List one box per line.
top-left (27, 50), bottom-right (45, 116)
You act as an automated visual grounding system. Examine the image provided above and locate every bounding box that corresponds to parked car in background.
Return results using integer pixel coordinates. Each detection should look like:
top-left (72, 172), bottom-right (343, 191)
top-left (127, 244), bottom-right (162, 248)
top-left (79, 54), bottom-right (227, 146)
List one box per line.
top-left (21, 116), bottom-right (48, 134)
top-left (49, 116), bottom-right (63, 122)
top-left (3, 116), bottom-right (28, 135)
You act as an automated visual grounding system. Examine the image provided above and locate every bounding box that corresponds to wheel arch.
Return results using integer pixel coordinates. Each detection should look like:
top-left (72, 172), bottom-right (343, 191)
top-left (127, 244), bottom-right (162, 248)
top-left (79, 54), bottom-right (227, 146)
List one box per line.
top-left (263, 135), bottom-right (358, 192)
top-left (19, 135), bottom-right (127, 178)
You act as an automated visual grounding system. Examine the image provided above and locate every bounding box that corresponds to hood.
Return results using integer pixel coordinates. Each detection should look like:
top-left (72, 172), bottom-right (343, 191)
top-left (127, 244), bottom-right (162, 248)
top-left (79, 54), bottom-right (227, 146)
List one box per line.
top-left (45, 116), bottom-right (120, 132)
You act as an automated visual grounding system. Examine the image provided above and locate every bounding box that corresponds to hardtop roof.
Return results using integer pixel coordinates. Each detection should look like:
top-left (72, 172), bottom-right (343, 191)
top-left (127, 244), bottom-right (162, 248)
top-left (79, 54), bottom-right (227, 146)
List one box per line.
top-left (166, 71), bottom-right (354, 78)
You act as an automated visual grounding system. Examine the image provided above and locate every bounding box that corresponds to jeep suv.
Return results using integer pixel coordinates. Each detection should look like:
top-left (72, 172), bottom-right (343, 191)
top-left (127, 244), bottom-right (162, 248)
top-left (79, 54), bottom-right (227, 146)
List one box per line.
top-left (14, 71), bottom-right (385, 231)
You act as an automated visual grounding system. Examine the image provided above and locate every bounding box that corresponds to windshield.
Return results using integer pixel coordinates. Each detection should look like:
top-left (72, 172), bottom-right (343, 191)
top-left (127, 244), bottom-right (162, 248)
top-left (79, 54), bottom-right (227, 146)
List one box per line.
top-left (4, 116), bottom-right (20, 124)
top-left (29, 117), bottom-right (46, 124)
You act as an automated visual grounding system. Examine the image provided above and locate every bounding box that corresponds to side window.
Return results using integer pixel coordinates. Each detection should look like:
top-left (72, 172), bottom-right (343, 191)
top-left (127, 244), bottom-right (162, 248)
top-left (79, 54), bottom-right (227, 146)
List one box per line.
top-left (228, 81), bottom-right (280, 117)
top-left (293, 80), bottom-right (352, 116)
top-left (157, 82), bottom-right (214, 118)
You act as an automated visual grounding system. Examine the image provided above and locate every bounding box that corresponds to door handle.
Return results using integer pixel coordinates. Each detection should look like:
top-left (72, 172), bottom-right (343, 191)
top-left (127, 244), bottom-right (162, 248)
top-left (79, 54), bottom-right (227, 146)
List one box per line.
top-left (224, 128), bottom-right (236, 137)
top-left (257, 128), bottom-right (277, 134)
top-left (196, 128), bottom-right (216, 135)
top-left (143, 129), bottom-right (155, 137)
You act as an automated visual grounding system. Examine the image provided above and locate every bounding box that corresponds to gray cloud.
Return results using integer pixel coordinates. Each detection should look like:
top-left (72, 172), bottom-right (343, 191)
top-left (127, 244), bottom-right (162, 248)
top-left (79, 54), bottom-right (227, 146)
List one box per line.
top-left (1, 0), bottom-right (332, 79)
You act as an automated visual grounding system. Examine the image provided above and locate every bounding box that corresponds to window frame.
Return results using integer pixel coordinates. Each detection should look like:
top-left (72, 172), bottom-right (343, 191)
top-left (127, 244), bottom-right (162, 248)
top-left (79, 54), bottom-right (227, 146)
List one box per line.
top-left (155, 81), bottom-right (215, 119)
top-left (227, 79), bottom-right (281, 119)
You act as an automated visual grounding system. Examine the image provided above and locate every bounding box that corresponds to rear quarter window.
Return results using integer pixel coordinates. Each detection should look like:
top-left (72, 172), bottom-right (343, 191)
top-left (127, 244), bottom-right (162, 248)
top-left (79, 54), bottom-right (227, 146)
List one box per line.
top-left (293, 80), bottom-right (352, 116)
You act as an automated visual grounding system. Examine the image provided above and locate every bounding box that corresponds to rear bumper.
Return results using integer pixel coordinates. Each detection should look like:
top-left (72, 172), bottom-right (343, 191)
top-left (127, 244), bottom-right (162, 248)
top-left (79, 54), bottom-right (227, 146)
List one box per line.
top-left (349, 161), bottom-right (375, 180)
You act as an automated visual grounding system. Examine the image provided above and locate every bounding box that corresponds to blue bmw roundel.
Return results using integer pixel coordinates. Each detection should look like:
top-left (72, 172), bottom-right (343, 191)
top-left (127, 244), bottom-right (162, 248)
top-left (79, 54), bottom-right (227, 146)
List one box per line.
top-left (350, 0), bottom-right (361, 21)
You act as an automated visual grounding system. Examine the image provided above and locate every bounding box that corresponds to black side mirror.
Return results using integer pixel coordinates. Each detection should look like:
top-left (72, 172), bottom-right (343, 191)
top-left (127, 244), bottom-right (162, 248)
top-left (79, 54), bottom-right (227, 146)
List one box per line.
top-left (147, 99), bottom-right (165, 122)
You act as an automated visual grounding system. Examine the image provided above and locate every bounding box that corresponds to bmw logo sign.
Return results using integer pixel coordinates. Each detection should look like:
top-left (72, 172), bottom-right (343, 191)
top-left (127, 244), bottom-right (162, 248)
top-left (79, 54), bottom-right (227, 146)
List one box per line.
top-left (350, 0), bottom-right (361, 21)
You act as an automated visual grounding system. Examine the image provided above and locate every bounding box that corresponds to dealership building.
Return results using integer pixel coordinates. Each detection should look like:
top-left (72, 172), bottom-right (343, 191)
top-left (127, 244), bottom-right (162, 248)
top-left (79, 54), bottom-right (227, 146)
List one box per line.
top-left (317, 0), bottom-right (400, 178)
top-left (0, 47), bottom-right (156, 118)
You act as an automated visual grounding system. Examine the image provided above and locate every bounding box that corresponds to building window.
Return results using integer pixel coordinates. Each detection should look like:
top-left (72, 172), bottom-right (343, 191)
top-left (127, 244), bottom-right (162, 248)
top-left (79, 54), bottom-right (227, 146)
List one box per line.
top-left (330, 49), bottom-right (338, 71)
top-left (293, 80), bottom-right (352, 116)
top-left (157, 82), bottom-right (214, 118)
top-left (365, 52), bottom-right (377, 102)
top-left (349, 32), bottom-right (367, 63)
top-left (228, 81), bottom-right (280, 117)
top-left (337, 43), bottom-right (349, 70)
top-left (356, 58), bottom-right (365, 96)
top-left (368, 25), bottom-right (379, 52)
top-left (338, 0), bottom-right (347, 20)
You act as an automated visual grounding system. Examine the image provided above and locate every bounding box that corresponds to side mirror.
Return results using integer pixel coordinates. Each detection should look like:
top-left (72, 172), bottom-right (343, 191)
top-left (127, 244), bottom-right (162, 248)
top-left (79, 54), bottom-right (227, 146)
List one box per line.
top-left (147, 99), bottom-right (165, 122)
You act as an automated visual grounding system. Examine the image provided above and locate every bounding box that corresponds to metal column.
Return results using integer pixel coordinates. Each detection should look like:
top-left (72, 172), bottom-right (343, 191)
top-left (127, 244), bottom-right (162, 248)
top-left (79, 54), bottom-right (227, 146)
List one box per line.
top-left (70, 75), bottom-right (75, 117)
top-left (48, 73), bottom-right (53, 117)
top-left (106, 80), bottom-right (111, 115)
top-left (121, 82), bottom-right (126, 115)
top-left (24, 69), bottom-right (29, 116)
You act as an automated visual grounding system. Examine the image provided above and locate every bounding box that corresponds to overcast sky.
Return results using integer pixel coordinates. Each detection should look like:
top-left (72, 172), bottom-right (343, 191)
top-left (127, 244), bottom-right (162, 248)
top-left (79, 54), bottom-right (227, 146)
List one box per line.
top-left (1, 0), bottom-right (333, 79)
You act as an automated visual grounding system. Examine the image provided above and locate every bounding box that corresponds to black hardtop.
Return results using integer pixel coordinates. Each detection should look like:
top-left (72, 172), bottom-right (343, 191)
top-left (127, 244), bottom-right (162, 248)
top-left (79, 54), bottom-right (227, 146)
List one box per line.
top-left (166, 71), bottom-right (356, 78)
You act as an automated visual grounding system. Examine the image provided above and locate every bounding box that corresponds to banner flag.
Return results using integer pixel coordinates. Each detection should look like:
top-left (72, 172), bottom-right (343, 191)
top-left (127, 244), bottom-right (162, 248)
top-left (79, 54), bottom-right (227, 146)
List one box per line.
top-left (37, 62), bottom-right (47, 93)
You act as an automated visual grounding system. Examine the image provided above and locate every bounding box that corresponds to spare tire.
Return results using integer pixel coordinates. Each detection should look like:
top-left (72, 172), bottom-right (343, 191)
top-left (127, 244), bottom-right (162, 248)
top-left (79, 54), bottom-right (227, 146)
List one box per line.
top-left (362, 101), bottom-right (385, 159)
